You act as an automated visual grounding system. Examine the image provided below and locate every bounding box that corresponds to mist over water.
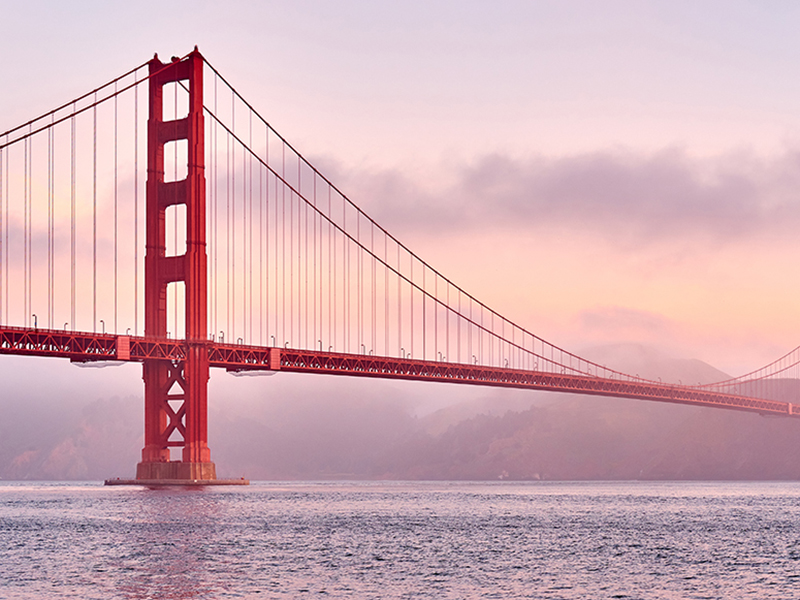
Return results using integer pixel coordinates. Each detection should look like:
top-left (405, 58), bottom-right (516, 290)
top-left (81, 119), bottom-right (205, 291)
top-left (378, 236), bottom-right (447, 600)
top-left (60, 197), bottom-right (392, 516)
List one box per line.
top-left (2, 481), bottom-right (799, 599)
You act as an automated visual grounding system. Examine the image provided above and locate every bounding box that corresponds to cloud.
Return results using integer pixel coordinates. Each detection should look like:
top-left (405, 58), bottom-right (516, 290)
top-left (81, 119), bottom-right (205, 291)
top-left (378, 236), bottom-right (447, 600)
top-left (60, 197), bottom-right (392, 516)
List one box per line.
top-left (324, 148), bottom-right (800, 245)
top-left (578, 306), bottom-right (677, 341)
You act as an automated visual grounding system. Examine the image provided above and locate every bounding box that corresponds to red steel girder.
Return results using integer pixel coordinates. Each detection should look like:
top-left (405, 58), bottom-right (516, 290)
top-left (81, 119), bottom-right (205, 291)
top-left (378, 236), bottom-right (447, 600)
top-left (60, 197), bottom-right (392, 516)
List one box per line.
top-left (273, 348), bottom-right (798, 417)
top-left (2, 325), bottom-right (796, 419)
top-left (0, 325), bottom-right (118, 360)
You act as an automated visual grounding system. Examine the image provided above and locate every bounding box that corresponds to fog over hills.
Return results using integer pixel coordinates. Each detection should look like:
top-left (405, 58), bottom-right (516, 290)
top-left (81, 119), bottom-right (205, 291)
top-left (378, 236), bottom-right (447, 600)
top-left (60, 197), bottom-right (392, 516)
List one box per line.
top-left (3, 344), bottom-right (800, 481)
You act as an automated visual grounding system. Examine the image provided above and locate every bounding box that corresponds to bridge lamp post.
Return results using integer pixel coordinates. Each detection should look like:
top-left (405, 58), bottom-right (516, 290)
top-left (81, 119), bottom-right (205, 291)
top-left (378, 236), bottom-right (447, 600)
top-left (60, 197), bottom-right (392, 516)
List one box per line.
top-left (219, 331), bottom-right (224, 343)
top-left (100, 319), bottom-right (105, 335)
top-left (318, 339), bottom-right (322, 351)
top-left (32, 314), bottom-right (37, 329)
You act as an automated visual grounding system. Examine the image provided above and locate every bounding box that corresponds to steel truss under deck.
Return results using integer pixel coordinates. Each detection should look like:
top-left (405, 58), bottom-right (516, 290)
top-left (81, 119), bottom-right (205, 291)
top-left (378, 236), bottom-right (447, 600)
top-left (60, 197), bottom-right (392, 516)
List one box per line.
top-left (2, 325), bottom-right (795, 418)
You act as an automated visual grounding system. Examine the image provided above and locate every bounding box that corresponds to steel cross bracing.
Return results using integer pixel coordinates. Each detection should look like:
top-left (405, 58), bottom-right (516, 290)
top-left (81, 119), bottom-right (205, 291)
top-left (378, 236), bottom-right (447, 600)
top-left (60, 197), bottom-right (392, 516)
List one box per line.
top-left (1, 325), bottom-right (796, 418)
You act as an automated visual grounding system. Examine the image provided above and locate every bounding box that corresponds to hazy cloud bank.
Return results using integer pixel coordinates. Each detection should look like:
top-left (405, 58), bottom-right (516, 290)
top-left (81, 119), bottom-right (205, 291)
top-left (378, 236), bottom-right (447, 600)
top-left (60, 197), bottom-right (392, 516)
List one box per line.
top-left (578, 305), bottom-right (681, 346)
top-left (323, 148), bottom-right (800, 245)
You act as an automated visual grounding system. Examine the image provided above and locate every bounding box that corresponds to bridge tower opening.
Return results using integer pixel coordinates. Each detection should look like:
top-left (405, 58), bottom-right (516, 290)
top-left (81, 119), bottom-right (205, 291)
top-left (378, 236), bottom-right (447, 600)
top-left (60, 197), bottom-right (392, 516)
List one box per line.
top-left (136, 48), bottom-right (215, 482)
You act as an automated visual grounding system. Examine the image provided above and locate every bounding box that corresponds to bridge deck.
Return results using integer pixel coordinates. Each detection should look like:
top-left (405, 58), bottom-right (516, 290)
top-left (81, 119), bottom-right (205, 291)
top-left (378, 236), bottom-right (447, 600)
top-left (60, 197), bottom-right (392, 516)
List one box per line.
top-left (1, 325), bottom-right (796, 418)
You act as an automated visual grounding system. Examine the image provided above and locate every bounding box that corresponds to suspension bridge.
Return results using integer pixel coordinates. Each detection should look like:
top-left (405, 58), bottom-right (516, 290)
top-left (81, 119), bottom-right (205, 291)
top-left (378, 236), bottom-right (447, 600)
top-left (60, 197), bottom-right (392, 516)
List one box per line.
top-left (1, 48), bottom-right (798, 484)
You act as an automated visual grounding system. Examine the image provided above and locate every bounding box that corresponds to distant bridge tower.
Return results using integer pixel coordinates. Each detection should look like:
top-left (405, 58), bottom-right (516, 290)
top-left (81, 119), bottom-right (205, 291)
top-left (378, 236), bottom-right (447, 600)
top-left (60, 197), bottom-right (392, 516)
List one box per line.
top-left (137, 48), bottom-right (215, 481)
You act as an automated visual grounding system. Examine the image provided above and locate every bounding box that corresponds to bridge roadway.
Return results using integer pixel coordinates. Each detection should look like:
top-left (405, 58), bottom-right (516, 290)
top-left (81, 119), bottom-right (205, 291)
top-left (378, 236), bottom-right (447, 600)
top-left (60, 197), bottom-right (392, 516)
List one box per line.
top-left (1, 325), bottom-right (797, 418)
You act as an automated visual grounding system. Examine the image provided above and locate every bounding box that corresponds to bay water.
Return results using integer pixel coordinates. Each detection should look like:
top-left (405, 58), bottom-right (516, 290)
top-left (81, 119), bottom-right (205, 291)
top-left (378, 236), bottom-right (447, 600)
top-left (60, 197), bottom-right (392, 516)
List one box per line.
top-left (2, 481), bottom-right (799, 599)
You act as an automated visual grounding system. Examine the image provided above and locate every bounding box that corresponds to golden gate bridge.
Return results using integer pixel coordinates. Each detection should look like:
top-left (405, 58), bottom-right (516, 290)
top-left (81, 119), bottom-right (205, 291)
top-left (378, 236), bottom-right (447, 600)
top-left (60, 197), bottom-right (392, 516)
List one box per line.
top-left (1, 48), bottom-right (798, 484)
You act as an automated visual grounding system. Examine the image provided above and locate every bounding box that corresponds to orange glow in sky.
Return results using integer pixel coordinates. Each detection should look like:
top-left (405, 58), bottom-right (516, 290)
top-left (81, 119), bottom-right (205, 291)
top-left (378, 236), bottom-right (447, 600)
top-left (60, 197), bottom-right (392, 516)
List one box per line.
top-left (3, 1), bottom-right (800, 377)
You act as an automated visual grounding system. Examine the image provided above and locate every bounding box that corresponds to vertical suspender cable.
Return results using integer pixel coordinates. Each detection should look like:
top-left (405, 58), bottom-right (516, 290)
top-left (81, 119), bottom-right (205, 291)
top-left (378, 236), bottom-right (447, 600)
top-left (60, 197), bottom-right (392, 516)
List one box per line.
top-left (318, 189), bottom-right (323, 348)
top-left (226, 113), bottom-right (231, 339)
top-left (397, 243), bottom-right (401, 357)
top-left (303, 162), bottom-right (308, 348)
top-left (423, 267), bottom-right (426, 360)
top-left (466, 298), bottom-right (471, 365)
top-left (134, 72), bottom-right (139, 336)
top-left (207, 97), bottom-right (214, 340)
top-left (249, 111), bottom-right (253, 343)
top-left (371, 224), bottom-right (375, 354)
top-left (241, 112), bottom-right (247, 342)
top-left (289, 153), bottom-right (294, 346)
top-left (28, 131), bottom-right (32, 326)
top-left (434, 274), bottom-right (437, 361)
top-left (114, 82), bottom-right (118, 334)
top-left (281, 144), bottom-right (285, 346)
top-left (46, 126), bottom-right (51, 327)
top-left (231, 96), bottom-right (236, 341)
top-left (499, 319), bottom-right (504, 367)
top-left (51, 120), bottom-right (55, 328)
top-left (48, 119), bottom-right (53, 328)
top-left (259, 122), bottom-right (263, 346)
top-left (0, 143), bottom-right (3, 325)
top-left (410, 258), bottom-right (413, 357)
top-left (357, 213), bottom-right (361, 350)
top-left (274, 155), bottom-right (279, 343)
top-left (344, 198), bottom-right (349, 352)
top-left (93, 93), bottom-right (97, 332)
top-left (71, 106), bottom-right (76, 330)
top-left (311, 172), bottom-right (322, 350)
top-left (268, 127), bottom-right (270, 343)
top-left (385, 232), bottom-right (388, 356)
top-left (246, 112), bottom-right (251, 342)
top-left (2, 137), bottom-right (6, 323)
top-left (319, 182), bottom-right (323, 348)
top-left (329, 187), bottom-right (334, 349)
top-left (446, 284), bottom-right (450, 362)
top-left (0, 144), bottom-right (3, 324)
top-left (23, 136), bottom-right (28, 326)
top-left (213, 74), bottom-right (219, 340)
top-left (302, 160), bottom-right (307, 348)
top-left (4, 139), bottom-right (7, 324)
top-left (458, 291), bottom-right (461, 364)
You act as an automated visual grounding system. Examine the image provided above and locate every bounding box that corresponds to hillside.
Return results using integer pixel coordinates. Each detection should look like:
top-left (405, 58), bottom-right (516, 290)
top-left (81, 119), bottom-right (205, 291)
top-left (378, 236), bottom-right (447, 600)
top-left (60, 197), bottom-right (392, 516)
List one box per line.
top-left (3, 344), bottom-right (800, 480)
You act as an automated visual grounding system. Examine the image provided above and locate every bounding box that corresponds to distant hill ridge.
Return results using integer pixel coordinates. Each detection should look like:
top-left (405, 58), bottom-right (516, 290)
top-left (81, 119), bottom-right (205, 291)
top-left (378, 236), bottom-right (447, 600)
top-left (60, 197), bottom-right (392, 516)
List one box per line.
top-left (2, 343), bottom-right (800, 481)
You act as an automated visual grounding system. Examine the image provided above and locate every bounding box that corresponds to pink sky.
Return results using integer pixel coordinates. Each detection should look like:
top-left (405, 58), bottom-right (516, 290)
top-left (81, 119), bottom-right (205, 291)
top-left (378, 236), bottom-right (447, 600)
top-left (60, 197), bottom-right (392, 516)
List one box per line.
top-left (3, 1), bottom-right (800, 377)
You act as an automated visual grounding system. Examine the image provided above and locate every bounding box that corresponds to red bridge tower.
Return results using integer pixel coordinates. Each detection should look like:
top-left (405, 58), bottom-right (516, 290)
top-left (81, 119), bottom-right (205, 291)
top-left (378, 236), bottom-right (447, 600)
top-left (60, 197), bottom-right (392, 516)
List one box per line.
top-left (136, 49), bottom-right (215, 482)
